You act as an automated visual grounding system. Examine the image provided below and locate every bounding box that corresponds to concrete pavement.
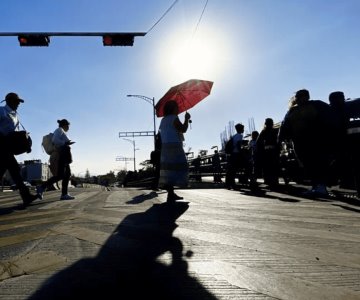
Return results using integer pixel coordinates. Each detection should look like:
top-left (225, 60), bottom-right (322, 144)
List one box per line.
top-left (0, 184), bottom-right (359, 299)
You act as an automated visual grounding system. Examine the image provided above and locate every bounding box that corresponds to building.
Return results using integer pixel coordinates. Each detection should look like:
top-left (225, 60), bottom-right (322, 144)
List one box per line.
top-left (23, 160), bottom-right (51, 183)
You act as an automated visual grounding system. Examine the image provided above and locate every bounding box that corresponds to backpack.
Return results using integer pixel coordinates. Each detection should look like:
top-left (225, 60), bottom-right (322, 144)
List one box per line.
top-left (42, 133), bottom-right (55, 155)
top-left (225, 137), bottom-right (233, 154)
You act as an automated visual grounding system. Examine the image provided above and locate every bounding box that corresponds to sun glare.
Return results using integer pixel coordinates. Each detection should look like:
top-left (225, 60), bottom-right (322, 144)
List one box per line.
top-left (161, 28), bottom-right (229, 81)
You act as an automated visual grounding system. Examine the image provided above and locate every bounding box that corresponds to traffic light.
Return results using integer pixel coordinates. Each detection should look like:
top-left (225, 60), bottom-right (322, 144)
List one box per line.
top-left (18, 35), bottom-right (50, 47)
top-left (102, 34), bottom-right (134, 46)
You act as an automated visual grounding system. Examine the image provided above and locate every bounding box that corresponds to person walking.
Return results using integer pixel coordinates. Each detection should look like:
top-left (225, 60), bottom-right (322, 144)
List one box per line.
top-left (248, 130), bottom-right (260, 189)
top-left (225, 123), bottom-right (245, 189)
top-left (212, 149), bottom-right (222, 183)
top-left (278, 89), bottom-right (339, 197)
top-left (37, 119), bottom-right (75, 200)
top-left (257, 118), bottom-right (280, 189)
top-left (0, 92), bottom-right (39, 207)
top-left (150, 132), bottom-right (161, 191)
top-left (158, 101), bottom-right (190, 203)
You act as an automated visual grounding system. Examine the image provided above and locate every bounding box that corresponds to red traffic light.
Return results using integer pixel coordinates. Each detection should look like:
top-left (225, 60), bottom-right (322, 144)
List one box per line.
top-left (102, 34), bottom-right (134, 46)
top-left (18, 35), bottom-right (50, 47)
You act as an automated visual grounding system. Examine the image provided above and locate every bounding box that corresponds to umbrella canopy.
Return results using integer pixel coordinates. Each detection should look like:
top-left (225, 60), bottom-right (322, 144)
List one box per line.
top-left (155, 79), bottom-right (213, 117)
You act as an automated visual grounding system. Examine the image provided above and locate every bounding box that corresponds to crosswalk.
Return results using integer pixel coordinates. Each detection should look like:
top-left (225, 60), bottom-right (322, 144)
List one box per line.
top-left (0, 187), bottom-right (359, 299)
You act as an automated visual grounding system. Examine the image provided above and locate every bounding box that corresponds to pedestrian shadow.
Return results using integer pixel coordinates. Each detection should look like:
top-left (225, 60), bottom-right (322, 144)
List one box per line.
top-left (332, 204), bottom-right (360, 213)
top-left (28, 202), bottom-right (218, 300)
top-left (126, 191), bottom-right (159, 204)
top-left (239, 188), bottom-right (301, 203)
top-left (0, 204), bottom-right (23, 215)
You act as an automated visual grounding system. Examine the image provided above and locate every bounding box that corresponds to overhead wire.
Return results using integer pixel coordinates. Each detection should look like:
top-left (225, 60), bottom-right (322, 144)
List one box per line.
top-left (147, 0), bottom-right (179, 34)
top-left (191, 0), bottom-right (209, 39)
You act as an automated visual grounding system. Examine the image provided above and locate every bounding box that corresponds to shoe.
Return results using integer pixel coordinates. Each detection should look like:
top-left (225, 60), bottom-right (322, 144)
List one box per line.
top-left (60, 194), bottom-right (75, 200)
top-left (173, 194), bottom-right (184, 200)
top-left (167, 194), bottom-right (183, 203)
top-left (22, 194), bottom-right (38, 207)
top-left (36, 185), bottom-right (45, 200)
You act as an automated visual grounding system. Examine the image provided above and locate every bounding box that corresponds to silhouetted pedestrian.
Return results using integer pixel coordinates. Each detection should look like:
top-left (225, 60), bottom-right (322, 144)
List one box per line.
top-left (225, 123), bottom-right (245, 189)
top-left (248, 130), bottom-right (259, 189)
top-left (37, 119), bottom-right (75, 200)
top-left (158, 101), bottom-right (190, 203)
top-left (257, 118), bottom-right (280, 188)
top-left (0, 92), bottom-right (39, 207)
top-left (212, 150), bottom-right (222, 183)
top-left (278, 89), bottom-right (339, 197)
top-left (150, 132), bottom-right (162, 191)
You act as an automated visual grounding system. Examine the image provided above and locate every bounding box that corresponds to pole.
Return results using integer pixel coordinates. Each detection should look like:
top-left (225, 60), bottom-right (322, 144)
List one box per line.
top-left (123, 138), bottom-right (137, 171)
top-left (133, 140), bottom-right (136, 171)
top-left (152, 97), bottom-right (156, 148)
top-left (126, 94), bottom-right (156, 149)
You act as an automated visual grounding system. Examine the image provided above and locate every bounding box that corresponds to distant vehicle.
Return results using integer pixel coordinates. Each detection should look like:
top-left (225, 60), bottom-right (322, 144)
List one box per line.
top-left (11, 181), bottom-right (32, 190)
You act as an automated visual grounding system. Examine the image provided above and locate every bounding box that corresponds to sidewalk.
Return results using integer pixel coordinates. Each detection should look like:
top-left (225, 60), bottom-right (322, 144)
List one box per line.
top-left (0, 186), bottom-right (359, 299)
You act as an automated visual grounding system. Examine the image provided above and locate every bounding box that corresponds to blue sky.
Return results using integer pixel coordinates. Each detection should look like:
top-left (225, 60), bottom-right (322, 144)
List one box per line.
top-left (1, 0), bottom-right (359, 176)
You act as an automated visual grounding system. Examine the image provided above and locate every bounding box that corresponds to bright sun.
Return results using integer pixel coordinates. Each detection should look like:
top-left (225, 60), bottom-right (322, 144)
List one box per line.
top-left (161, 28), bottom-right (229, 81)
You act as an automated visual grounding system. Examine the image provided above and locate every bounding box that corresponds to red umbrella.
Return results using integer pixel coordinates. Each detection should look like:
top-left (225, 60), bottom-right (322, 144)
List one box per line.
top-left (155, 79), bottom-right (214, 117)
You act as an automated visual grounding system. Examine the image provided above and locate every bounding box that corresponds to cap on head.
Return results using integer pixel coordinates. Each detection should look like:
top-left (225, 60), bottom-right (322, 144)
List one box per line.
top-left (3, 92), bottom-right (24, 103)
top-left (57, 119), bottom-right (70, 127)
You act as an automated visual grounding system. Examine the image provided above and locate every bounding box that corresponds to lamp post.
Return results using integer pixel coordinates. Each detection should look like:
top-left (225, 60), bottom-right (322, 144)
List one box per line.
top-left (123, 138), bottom-right (139, 171)
top-left (126, 94), bottom-right (156, 148)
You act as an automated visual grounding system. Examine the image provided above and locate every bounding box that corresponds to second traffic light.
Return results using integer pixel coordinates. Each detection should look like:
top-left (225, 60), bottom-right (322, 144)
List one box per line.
top-left (102, 34), bottom-right (134, 46)
top-left (18, 35), bottom-right (50, 47)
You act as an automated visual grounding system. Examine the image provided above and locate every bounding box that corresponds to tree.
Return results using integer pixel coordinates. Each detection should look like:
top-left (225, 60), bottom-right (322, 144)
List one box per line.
top-left (85, 169), bottom-right (90, 182)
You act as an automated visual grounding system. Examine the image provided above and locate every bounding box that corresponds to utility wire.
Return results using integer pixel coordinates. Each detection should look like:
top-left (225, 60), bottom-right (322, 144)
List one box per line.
top-left (191, 0), bottom-right (209, 39)
top-left (147, 0), bottom-right (179, 34)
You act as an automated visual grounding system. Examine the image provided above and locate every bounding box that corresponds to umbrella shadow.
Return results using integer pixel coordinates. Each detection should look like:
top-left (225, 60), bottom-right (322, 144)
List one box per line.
top-left (28, 202), bottom-right (218, 300)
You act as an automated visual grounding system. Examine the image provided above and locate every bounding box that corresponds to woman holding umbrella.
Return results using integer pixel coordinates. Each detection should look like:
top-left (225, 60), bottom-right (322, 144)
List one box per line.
top-left (158, 100), bottom-right (191, 203)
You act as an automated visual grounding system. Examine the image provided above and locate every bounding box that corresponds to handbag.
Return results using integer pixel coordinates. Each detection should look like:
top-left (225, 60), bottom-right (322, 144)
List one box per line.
top-left (7, 122), bottom-right (32, 155)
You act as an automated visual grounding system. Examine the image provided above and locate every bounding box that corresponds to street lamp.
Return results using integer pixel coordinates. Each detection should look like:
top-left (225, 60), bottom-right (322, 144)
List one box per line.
top-left (211, 145), bottom-right (218, 152)
top-left (126, 94), bottom-right (156, 148)
top-left (123, 138), bottom-right (139, 171)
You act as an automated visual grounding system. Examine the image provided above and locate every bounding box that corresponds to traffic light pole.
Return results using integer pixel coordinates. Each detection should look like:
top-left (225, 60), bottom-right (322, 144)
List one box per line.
top-left (0, 32), bottom-right (146, 47)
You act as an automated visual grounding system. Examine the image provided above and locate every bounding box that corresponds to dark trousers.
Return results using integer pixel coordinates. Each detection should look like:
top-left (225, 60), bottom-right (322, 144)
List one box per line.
top-left (42, 163), bottom-right (71, 196)
top-left (151, 162), bottom-right (160, 190)
top-left (261, 150), bottom-right (280, 186)
top-left (0, 142), bottom-right (31, 199)
top-left (226, 154), bottom-right (241, 188)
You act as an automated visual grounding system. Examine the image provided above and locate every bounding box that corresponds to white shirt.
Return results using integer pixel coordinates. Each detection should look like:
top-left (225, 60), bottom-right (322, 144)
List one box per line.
top-left (0, 105), bottom-right (19, 136)
top-left (232, 133), bottom-right (243, 153)
top-left (52, 127), bottom-right (70, 147)
top-left (159, 115), bottom-right (184, 143)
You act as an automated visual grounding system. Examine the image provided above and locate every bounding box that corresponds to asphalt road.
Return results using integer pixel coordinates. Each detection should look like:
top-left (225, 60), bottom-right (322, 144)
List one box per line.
top-left (0, 184), bottom-right (359, 299)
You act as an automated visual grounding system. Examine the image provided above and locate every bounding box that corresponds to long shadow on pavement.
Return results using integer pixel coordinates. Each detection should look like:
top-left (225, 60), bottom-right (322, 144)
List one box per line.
top-left (28, 202), bottom-right (218, 300)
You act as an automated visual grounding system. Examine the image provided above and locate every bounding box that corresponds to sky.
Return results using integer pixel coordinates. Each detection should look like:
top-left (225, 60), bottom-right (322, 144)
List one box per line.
top-left (1, 0), bottom-right (359, 176)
